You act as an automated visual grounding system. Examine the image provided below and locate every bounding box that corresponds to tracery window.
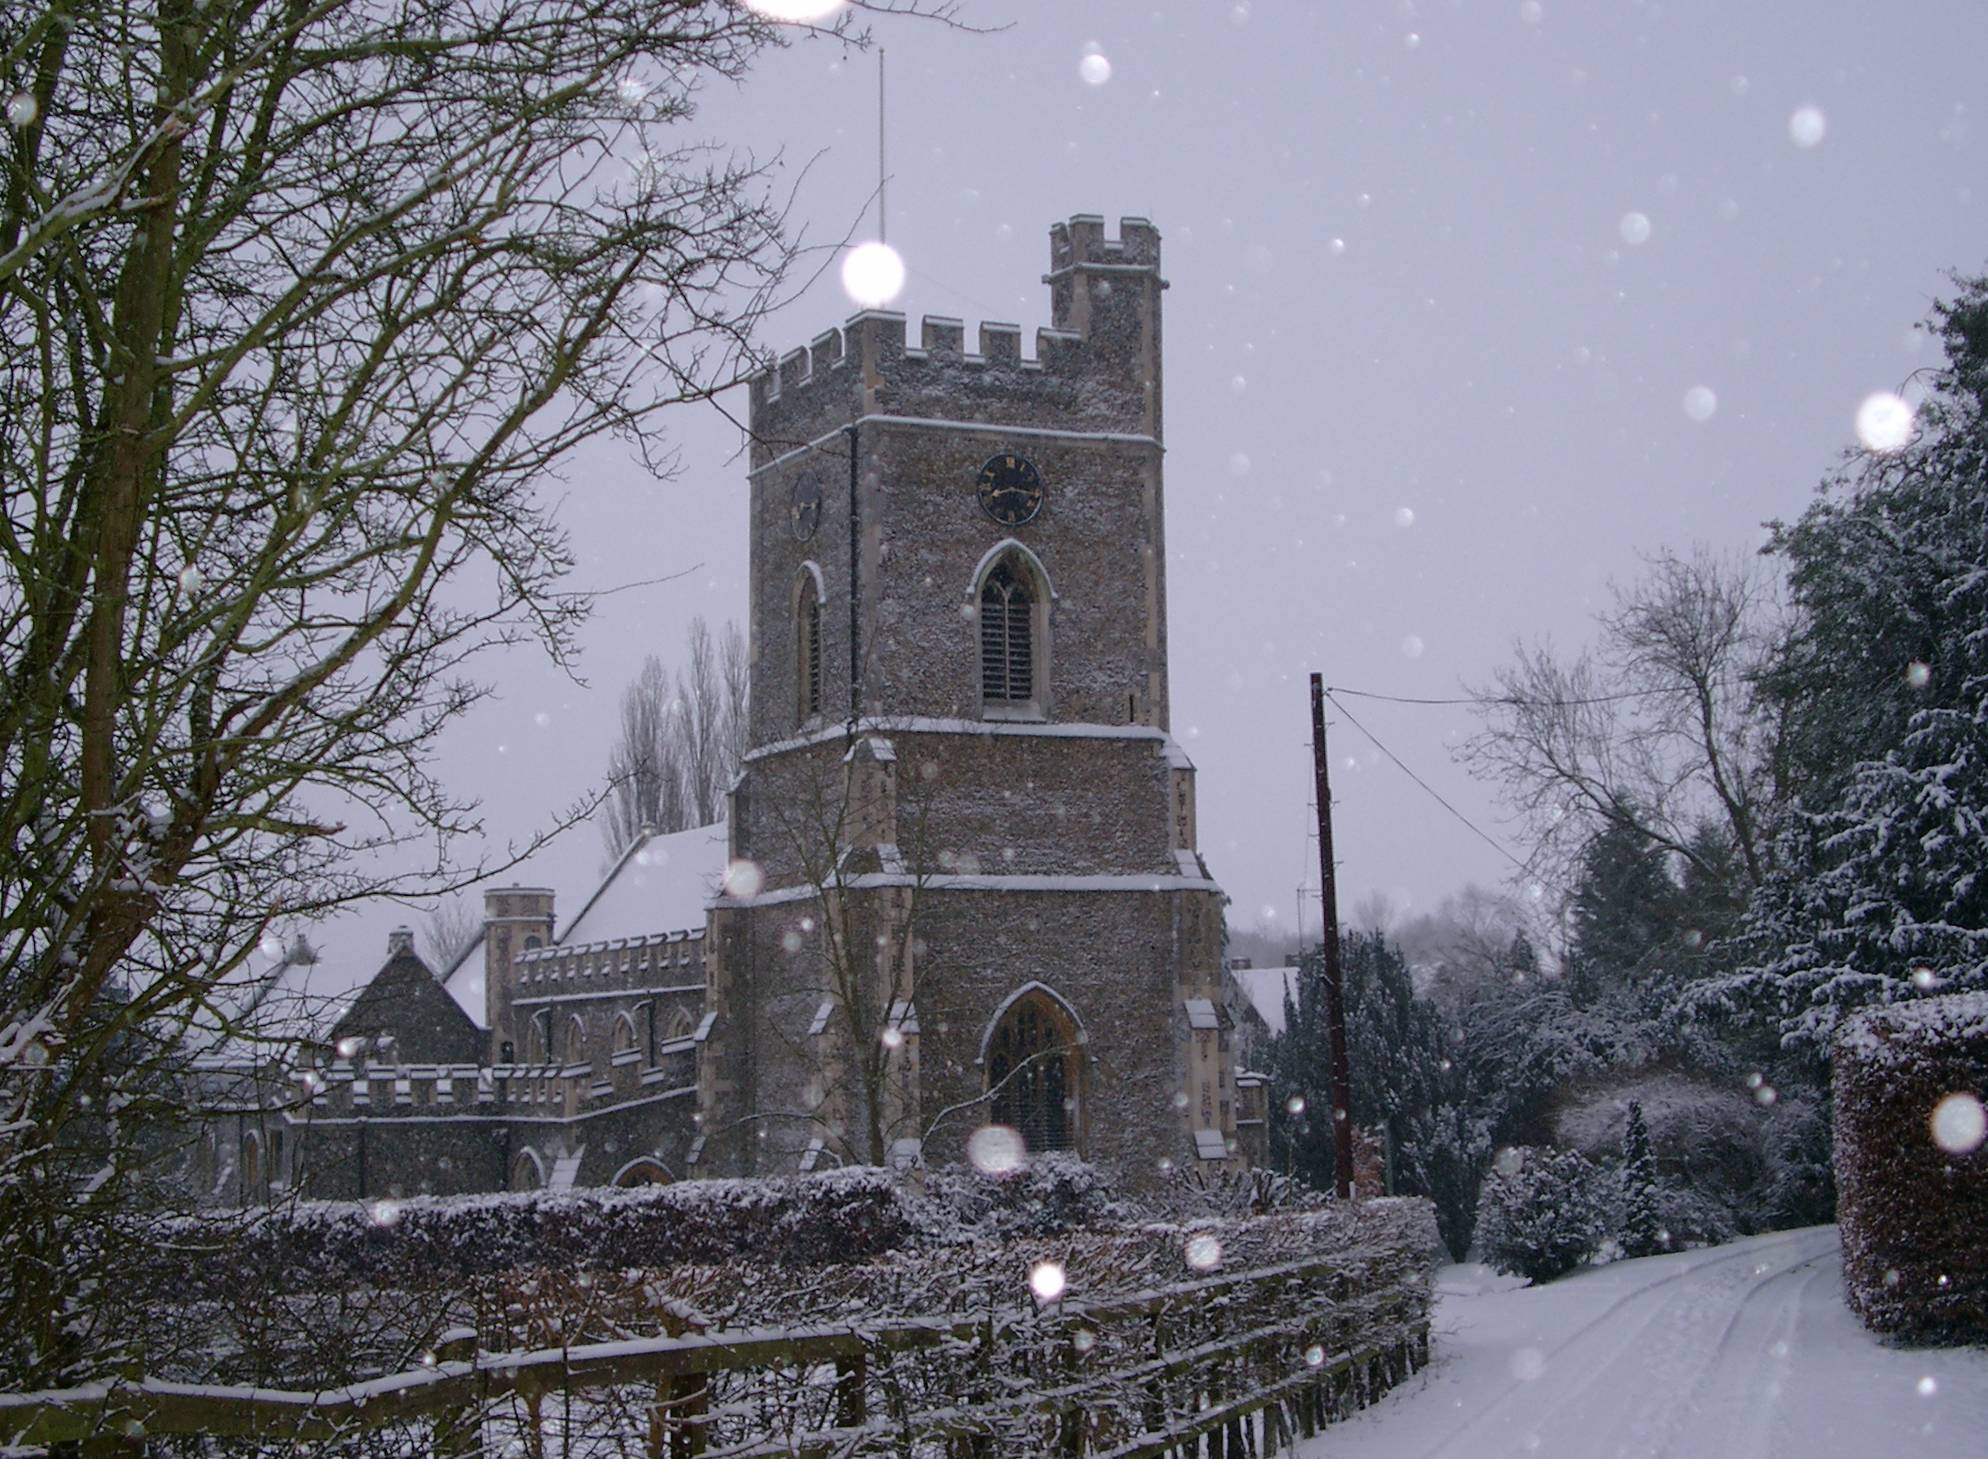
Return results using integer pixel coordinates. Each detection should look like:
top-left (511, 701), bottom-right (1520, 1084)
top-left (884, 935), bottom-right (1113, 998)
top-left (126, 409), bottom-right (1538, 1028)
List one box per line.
top-left (987, 992), bottom-right (1080, 1153)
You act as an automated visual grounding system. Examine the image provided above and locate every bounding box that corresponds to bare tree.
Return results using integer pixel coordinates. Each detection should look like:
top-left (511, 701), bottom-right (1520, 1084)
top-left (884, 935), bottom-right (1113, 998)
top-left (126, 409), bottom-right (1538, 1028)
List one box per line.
top-left (0, 0), bottom-right (932, 1390)
top-left (719, 618), bottom-right (752, 796)
top-left (603, 654), bottom-right (690, 858)
top-left (1461, 546), bottom-right (1789, 896)
top-left (601, 617), bottom-right (750, 860)
top-left (680, 618), bottom-right (729, 827)
top-left (422, 896), bottom-right (482, 974)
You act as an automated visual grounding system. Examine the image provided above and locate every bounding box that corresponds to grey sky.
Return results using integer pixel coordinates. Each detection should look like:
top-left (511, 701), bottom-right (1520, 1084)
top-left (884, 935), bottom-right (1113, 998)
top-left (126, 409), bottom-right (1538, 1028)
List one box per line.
top-left (338, 0), bottom-right (1988, 978)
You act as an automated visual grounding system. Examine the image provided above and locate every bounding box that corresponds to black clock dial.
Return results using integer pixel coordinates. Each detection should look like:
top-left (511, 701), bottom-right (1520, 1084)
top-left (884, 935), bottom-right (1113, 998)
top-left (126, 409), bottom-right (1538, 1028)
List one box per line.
top-left (976, 453), bottom-right (1044, 527)
top-left (789, 469), bottom-right (822, 542)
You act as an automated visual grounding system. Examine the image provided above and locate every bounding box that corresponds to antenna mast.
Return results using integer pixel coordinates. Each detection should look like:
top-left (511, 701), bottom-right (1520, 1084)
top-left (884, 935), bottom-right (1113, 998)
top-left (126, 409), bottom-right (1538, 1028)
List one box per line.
top-left (877, 48), bottom-right (887, 244)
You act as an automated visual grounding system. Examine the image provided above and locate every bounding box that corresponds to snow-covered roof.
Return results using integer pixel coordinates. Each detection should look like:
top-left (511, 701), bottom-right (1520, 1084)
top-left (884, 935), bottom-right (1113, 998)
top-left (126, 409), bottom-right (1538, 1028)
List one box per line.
top-left (560, 823), bottom-right (727, 948)
top-left (441, 927), bottom-right (488, 1028)
top-left (1229, 965), bottom-right (1302, 1038)
top-left (195, 941), bottom-right (350, 1064)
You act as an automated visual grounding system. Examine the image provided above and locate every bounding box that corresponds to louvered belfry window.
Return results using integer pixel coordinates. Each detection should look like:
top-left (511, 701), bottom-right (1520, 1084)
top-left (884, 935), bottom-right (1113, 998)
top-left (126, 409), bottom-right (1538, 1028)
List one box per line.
top-left (800, 593), bottom-right (822, 719)
top-left (980, 561), bottom-right (1034, 704)
top-left (988, 995), bottom-right (1075, 1153)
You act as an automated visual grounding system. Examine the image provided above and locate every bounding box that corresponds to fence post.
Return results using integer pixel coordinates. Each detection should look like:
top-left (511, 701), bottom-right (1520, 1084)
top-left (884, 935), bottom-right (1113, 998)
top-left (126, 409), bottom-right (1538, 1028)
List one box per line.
top-left (432, 1328), bottom-right (481, 1459)
top-left (834, 1351), bottom-right (867, 1428)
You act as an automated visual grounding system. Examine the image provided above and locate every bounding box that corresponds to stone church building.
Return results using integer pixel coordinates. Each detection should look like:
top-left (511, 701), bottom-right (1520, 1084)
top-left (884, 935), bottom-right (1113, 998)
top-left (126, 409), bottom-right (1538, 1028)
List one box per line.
top-left (196, 216), bottom-right (1268, 1205)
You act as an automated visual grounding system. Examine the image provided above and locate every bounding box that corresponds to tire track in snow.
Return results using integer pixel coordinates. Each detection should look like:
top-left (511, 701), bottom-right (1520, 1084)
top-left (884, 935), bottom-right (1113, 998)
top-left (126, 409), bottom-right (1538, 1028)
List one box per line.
top-left (1685, 1259), bottom-right (1831, 1459)
top-left (1308, 1228), bottom-right (1835, 1459)
top-left (1422, 1229), bottom-right (1831, 1459)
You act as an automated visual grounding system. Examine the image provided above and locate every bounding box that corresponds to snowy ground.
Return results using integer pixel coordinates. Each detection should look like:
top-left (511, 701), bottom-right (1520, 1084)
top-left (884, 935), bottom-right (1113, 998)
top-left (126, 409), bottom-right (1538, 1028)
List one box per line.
top-left (1299, 1226), bottom-right (1987, 1459)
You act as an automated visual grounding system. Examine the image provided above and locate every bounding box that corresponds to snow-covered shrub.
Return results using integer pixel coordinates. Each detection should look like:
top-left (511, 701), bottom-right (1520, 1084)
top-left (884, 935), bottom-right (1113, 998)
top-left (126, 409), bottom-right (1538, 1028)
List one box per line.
top-left (1754, 1091), bottom-right (1834, 1228)
top-left (1552, 1068), bottom-right (1766, 1238)
top-left (1835, 993), bottom-right (1988, 1340)
top-left (1474, 1148), bottom-right (1610, 1284)
top-left (917, 1150), bottom-right (1131, 1242)
top-left (1134, 1164), bottom-right (1323, 1223)
top-left (1649, 1181), bottom-right (1736, 1250)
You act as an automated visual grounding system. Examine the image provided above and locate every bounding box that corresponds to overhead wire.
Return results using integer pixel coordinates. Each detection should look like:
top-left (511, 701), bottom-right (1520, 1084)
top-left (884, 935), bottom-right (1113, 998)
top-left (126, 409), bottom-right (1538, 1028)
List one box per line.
top-left (1317, 688), bottom-right (1571, 900)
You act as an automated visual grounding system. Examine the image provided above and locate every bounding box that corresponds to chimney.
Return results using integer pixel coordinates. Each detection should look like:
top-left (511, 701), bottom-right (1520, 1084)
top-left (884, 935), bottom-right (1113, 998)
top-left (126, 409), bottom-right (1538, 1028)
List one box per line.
top-left (388, 927), bottom-right (415, 957)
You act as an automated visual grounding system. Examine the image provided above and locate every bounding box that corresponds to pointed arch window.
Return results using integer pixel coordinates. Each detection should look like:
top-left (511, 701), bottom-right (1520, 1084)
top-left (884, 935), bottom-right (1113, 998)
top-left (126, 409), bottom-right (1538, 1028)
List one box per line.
top-left (987, 992), bottom-right (1081, 1154)
top-left (801, 594), bottom-right (822, 718)
top-left (795, 565), bottom-right (825, 724)
top-left (980, 561), bottom-right (1035, 706)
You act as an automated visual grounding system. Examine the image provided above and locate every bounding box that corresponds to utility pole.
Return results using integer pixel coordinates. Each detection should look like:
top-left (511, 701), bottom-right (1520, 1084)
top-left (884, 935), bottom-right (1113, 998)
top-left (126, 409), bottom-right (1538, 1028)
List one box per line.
top-left (1309, 673), bottom-right (1355, 1200)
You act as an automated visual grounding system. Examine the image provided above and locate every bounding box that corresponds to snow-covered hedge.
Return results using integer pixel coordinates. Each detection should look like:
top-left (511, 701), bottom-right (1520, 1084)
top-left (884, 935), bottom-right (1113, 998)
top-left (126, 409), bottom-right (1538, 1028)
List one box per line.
top-left (177, 1166), bottom-right (919, 1294)
top-left (1835, 993), bottom-right (1988, 1339)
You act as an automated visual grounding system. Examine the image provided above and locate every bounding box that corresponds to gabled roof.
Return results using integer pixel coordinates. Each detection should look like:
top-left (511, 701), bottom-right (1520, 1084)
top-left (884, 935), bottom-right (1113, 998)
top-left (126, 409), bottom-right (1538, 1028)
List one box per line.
top-left (441, 927), bottom-right (488, 1028)
top-left (193, 939), bottom-right (347, 1066)
top-left (560, 823), bottom-right (726, 948)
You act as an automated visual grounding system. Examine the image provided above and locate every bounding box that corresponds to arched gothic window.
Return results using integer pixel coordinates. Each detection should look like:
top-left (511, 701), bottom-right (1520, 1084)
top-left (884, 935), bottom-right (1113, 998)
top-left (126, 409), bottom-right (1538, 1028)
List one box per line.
top-left (800, 595), bottom-right (822, 718)
top-left (565, 1014), bottom-right (587, 1064)
top-left (987, 992), bottom-right (1080, 1154)
top-left (612, 1013), bottom-right (639, 1057)
top-left (795, 566), bottom-right (824, 724)
top-left (980, 561), bottom-right (1035, 707)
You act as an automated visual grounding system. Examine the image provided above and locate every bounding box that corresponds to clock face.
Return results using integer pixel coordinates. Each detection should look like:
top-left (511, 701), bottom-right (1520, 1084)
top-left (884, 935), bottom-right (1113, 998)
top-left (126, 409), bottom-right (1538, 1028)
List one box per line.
top-left (976, 453), bottom-right (1044, 527)
top-left (789, 469), bottom-right (822, 542)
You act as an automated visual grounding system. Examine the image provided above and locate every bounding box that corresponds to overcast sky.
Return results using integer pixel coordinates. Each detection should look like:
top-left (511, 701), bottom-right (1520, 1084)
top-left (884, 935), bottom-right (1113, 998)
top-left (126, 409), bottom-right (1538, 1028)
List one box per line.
top-left (327, 0), bottom-right (1988, 981)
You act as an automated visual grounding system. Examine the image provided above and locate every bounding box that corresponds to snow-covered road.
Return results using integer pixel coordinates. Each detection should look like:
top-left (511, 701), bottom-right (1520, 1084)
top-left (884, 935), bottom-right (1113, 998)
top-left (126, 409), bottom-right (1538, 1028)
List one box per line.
top-left (1300, 1227), bottom-right (1987, 1459)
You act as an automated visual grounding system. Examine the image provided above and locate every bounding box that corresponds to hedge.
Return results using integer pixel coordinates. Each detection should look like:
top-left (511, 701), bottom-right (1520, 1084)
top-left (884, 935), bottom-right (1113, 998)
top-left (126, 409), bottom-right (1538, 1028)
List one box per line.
top-left (1834, 991), bottom-right (1988, 1340)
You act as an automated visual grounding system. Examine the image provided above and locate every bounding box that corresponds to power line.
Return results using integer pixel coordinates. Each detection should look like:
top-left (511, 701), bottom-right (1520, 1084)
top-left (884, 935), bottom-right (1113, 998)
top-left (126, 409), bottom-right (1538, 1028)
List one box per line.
top-left (1321, 688), bottom-right (1544, 885)
top-left (1327, 680), bottom-right (1755, 709)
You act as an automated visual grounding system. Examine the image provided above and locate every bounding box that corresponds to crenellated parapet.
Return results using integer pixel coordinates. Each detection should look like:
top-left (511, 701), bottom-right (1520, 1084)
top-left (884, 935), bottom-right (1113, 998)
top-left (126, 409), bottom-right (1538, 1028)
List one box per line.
top-left (512, 927), bottom-right (706, 995)
top-left (748, 216), bottom-right (1166, 459)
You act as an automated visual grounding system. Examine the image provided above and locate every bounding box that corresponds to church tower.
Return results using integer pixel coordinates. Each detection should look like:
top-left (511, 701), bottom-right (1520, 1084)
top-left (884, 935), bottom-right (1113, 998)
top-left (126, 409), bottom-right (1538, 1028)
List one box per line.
top-left (700, 217), bottom-right (1237, 1183)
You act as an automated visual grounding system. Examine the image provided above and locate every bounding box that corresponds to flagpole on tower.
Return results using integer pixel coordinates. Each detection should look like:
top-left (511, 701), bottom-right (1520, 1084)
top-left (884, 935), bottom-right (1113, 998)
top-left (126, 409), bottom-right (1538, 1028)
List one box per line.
top-left (877, 48), bottom-right (887, 245)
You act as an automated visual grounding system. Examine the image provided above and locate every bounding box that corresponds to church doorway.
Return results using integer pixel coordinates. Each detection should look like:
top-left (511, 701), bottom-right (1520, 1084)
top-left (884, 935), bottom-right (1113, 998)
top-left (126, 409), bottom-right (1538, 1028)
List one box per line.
top-left (985, 988), bottom-right (1083, 1154)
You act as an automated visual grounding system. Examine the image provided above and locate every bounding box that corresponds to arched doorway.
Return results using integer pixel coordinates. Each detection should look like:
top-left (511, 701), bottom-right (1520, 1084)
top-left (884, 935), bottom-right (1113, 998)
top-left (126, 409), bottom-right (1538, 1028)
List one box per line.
top-left (985, 988), bottom-right (1083, 1154)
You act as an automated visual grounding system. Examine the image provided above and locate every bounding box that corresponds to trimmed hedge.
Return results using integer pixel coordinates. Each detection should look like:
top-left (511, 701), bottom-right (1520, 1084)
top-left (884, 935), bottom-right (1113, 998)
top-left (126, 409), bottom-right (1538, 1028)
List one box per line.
top-left (164, 1166), bottom-right (918, 1297)
top-left (1835, 992), bottom-right (1988, 1340)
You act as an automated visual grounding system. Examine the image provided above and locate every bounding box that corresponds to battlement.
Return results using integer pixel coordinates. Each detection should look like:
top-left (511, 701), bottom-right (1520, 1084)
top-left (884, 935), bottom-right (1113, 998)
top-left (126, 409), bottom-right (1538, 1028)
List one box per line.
top-left (749, 215), bottom-right (1164, 450)
top-left (293, 1044), bottom-right (700, 1118)
top-left (513, 927), bottom-right (706, 992)
top-left (1047, 214), bottom-right (1163, 274)
top-left (752, 310), bottom-right (1089, 404)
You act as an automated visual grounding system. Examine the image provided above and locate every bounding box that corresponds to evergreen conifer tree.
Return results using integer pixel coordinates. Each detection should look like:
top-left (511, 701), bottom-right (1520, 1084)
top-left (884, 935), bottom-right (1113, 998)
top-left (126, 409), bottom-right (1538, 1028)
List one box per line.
top-left (1619, 1100), bottom-right (1662, 1258)
top-left (1700, 272), bottom-right (1988, 1056)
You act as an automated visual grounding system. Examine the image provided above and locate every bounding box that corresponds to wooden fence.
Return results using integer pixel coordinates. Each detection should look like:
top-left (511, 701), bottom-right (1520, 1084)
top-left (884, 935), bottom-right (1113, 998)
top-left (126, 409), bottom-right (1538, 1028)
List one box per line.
top-left (0, 1249), bottom-right (1428, 1456)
